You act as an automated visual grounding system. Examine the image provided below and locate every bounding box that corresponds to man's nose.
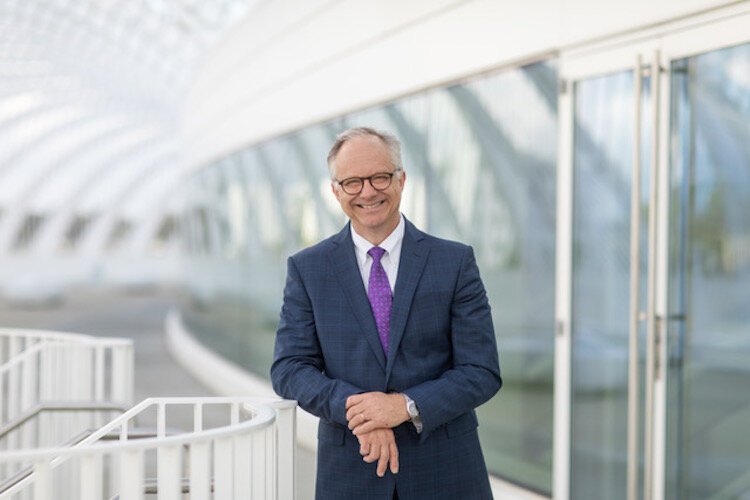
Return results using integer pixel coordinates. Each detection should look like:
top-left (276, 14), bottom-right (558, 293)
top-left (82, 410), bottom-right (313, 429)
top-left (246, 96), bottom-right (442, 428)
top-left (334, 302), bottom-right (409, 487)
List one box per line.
top-left (359, 179), bottom-right (378, 197)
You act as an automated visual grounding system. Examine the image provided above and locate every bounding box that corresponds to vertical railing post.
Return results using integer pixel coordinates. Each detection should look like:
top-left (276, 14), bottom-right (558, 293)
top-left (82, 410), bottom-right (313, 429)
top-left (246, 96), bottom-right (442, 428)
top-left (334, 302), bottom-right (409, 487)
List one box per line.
top-left (80, 453), bottom-right (103, 500)
top-left (111, 346), bottom-right (123, 403)
top-left (157, 402), bottom-right (166, 438)
top-left (21, 348), bottom-right (38, 449)
top-left (94, 345), bottom-right (105, 401)
top-left (125, 344), bottom-right (134, 405)
top-left (274, 400), bottom-right (297, 500)
top-left (39, 342), bottom-right (51, 402)
top-left (119, 449), bottom-right (144, 500)
top-left (234, 433), bottom-right (253, 499)
top-left (190, 441), bottom-right (211, 500)
top-left (93, 345), bottom-right (106, 429)
top-left (110, 345), bottom-right (133, 405)
top-left (79, 343), bottom-right (94, 400)
top-left (266, 423), bottom-right (277, 500)
top-left (157, 444), bottom-right (182, 500)
top-left (20, 346), bottom-right (36, 410)
top-left (33, 459), bottom-right (52, 500)
top-left (214, 436), bottom-right (234, 499)
top-left (8, 336), bottom-right (20, 421)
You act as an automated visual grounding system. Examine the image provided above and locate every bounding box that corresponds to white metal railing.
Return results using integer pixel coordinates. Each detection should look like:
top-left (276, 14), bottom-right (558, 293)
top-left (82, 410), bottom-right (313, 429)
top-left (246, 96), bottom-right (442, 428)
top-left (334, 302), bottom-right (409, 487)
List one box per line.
top-left (0, 329), bottom-right (133, 455)
top-left (0, 397), bottom-right (297, 500)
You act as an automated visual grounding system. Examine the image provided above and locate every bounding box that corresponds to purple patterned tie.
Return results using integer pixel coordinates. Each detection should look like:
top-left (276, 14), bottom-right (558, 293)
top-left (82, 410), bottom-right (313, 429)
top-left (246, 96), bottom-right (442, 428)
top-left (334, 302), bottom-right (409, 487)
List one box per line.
top-left (367, 246), bottom-right (392, 355)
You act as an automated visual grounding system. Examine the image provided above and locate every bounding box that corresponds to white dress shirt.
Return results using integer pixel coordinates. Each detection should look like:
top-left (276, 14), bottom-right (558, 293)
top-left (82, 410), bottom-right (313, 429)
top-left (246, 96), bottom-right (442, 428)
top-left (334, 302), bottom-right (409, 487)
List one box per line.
top-left (350, 214), bottom-right (405, 294)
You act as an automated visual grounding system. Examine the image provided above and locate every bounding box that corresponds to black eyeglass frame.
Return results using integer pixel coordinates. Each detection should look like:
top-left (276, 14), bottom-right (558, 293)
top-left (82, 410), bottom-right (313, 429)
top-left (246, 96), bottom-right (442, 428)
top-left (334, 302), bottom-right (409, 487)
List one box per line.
top-left (334, 169), bottom-right (402, 195)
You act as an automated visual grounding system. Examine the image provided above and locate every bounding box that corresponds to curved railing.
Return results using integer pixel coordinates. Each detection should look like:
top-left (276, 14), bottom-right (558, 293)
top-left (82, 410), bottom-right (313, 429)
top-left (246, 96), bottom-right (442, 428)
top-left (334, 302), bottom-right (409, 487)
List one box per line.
top-left (0, 329), bottom-right (133, 452)
top-left (0, 397), bottom-right (297, 500)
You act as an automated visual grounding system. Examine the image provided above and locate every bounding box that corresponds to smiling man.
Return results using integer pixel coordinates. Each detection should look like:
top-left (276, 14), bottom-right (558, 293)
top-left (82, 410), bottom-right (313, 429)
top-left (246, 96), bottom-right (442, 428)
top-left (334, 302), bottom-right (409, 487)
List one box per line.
top-left (271, 127), bottom-right (502, 499)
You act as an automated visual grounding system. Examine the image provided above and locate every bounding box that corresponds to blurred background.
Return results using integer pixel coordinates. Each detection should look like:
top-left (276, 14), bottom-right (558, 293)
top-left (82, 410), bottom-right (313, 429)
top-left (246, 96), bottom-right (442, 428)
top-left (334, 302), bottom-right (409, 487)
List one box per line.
top-left (1, 1), bottom-right (748, 499)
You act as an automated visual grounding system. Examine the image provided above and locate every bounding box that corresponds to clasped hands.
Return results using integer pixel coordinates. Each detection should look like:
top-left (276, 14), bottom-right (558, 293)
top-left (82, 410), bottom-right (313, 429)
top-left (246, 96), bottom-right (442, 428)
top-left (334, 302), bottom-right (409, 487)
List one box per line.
top-left (345, 392), bottom-right (410, 478)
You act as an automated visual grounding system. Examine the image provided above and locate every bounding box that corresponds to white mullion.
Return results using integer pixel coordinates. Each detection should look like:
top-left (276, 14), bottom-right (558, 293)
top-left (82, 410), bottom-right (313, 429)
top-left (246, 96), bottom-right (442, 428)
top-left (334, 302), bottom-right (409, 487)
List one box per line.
top-left (553, 65), bottom-right (574, 500)
top-left (651, 41), bottom-right (675, 500)
top-left (627, 53), bottom-right (644, 500)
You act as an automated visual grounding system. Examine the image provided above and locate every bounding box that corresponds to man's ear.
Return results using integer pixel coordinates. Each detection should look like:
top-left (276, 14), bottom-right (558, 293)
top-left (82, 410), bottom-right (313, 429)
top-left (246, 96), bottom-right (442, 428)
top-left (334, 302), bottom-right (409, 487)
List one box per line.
top-left (331, 182), bottom-right (340, 200)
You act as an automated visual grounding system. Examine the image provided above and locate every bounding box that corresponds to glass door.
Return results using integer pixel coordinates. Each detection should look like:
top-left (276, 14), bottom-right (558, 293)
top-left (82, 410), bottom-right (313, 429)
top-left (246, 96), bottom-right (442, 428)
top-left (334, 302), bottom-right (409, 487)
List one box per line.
top-left (557, 7), bottom-right (750, 500)
top-left (559, 51), bottom-right (657, 500)
top-left (570, 68), bottom-right (632, 499)
top-left (665, 37), bottom-right (750, 500)
top-left (557, 41), bottom-right (661, 500)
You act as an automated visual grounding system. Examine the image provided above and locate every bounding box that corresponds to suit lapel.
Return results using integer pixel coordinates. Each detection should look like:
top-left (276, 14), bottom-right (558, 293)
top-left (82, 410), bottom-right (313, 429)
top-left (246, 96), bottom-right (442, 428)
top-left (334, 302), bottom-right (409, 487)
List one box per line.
top-left (327, 224), bottom-right (387, 371)
top-left (386, 220), bottom-right (429, 381)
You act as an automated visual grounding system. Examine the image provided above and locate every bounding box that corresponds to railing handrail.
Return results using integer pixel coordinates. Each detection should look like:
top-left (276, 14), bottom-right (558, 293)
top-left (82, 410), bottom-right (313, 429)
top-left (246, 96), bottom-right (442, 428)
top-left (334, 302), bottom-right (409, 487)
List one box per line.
top-left (1, 335), bottom-right (132, 377)
top-left (0, 397), bottom-right (280, 462)
top-left (0, 342), bottom-right (47, 375)
top-left (1, 329), bottom-right (135, 425)
top-left (0, 328), bottom-right (132, 347)
top-left (0, 397), bottom-right (296, 500)
top-left (0, 401), bottom-right (129, 438)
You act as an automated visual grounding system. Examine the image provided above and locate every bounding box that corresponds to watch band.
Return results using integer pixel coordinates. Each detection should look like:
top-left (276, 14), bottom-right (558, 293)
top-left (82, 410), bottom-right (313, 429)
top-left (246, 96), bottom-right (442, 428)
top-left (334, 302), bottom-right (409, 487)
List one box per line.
top-left (402, 393), bottom-right (423, 433)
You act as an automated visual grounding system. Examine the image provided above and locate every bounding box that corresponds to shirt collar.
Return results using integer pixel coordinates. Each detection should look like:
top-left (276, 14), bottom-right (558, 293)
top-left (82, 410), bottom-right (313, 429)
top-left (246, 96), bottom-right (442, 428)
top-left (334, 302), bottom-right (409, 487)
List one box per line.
top-left (351, 214), bottom-right (405, 256)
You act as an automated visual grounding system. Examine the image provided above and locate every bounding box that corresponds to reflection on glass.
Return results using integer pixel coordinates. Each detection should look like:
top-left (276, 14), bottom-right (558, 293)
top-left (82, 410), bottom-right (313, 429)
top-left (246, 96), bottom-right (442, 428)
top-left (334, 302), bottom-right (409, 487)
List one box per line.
top-left (181, 62), bottom-right (558, 494)
top-left (667, 42), bottom-right (750, 500)
top-left (571, 70), bottom-right (634, 499)
top-left (431, 62), bottom-right (557, 493)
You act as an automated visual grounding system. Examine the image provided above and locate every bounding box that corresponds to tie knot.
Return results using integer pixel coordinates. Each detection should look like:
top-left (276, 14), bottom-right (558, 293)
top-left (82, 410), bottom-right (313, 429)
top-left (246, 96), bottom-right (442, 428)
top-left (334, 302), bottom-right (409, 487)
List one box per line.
top-left (368, 246), bottom-right (386, 262)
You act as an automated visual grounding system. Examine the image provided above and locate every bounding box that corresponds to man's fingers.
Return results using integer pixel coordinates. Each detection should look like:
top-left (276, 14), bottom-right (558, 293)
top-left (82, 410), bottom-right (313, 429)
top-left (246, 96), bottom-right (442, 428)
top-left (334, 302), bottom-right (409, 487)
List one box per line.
top-left (358, 429), bottom-right (398, 478)
top-left (346, 404), bottom-right (367, 423)
top-left (346, 409), bottom-right (366, 426)
top-left (348, 412), bottom-right (371, 431)
top-left (345, 406), bottom-right (357, 422)
top-left (345, 394), bottom-right (363, 409)
top-left (359, 441), bottom-right (370, 456)
top-left (347, 414), bottom-right (359, 430)
top-left (376, 443), bottom-right (389, 477)
top-left (363, 442), bottom-right (380, 464)
top-left (389, 441), bottom-right (399, 474)
top-left (352, 420), bottom-right (378, 436)
top-left (363, 440), bottom-right (380, 463)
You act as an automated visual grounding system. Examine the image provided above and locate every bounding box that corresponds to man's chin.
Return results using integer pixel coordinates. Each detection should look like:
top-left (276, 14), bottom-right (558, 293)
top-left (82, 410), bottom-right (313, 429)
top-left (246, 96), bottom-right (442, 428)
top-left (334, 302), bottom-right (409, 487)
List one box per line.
top-left (352, 211), bottom-right (384, 225)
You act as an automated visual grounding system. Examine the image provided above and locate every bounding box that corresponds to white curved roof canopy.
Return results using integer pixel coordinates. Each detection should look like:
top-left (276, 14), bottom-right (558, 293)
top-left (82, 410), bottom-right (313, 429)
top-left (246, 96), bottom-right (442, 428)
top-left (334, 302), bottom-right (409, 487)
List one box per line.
top-left (0, 0), bottom-right (258, 260)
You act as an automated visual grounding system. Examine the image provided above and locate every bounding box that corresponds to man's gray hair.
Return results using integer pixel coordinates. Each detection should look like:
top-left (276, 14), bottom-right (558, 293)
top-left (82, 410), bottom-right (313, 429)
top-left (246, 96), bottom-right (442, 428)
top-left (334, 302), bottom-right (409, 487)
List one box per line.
top-left (327, 127), bottom-right (403, 179)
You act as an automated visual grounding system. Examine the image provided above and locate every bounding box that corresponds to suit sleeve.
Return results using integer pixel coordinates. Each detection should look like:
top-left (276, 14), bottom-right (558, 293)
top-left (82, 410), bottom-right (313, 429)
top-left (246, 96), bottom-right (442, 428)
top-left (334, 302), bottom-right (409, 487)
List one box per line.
top-left (403, 246), bottom-right (502, 441)
top-left (270, 256), bottom-right (363, 426)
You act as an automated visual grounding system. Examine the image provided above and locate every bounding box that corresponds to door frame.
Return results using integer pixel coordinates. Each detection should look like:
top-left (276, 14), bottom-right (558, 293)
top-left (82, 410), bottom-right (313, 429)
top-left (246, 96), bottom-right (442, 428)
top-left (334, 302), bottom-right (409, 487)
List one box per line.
top-left (554, 3), bottom-right (750, 499)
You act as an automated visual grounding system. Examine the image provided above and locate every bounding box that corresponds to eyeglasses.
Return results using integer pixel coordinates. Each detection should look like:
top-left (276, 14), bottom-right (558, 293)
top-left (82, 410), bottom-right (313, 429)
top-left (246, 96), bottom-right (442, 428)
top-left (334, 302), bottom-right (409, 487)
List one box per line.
top-left (334, 170), bottom-right (401, 195)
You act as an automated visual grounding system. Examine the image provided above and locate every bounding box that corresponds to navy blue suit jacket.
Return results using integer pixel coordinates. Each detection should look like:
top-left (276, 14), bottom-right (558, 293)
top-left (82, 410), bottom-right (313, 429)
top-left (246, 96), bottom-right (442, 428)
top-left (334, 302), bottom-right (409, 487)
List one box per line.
top-left (271, 218), bottom-right (502, 499)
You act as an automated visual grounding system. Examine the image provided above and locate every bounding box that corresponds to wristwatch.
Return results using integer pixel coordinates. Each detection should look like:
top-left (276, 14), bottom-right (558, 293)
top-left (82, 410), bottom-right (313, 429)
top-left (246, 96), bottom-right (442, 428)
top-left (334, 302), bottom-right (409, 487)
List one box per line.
top-left (404, 394), bottom-right (420, 420)
top-left (402, 394), bottom-right (423, 433)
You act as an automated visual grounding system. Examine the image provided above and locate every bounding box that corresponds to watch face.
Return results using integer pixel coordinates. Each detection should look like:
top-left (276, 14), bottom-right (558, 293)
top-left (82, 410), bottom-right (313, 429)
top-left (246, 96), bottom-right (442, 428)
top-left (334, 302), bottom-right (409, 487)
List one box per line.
top-left (407, 401), bottom-right (418, 417)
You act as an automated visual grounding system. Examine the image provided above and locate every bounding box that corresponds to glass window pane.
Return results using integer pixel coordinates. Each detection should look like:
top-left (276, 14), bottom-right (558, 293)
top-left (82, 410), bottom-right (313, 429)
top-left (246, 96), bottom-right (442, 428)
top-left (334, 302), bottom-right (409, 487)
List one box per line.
top-left (667, 41), bottom-right (750, 500)
top-left (428, 61), bottom-right (557, 493)
top-left (571, 70), bottom-right (634, 500)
